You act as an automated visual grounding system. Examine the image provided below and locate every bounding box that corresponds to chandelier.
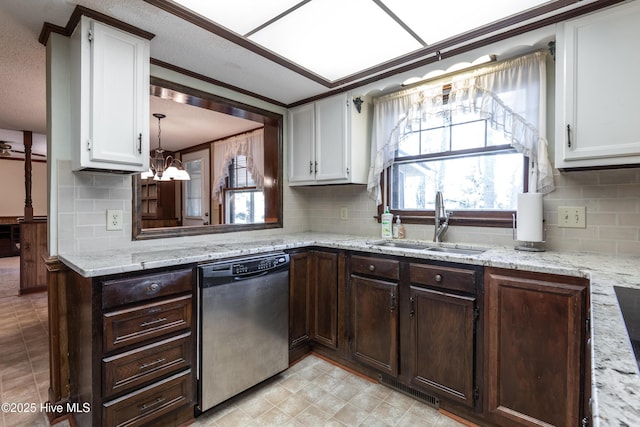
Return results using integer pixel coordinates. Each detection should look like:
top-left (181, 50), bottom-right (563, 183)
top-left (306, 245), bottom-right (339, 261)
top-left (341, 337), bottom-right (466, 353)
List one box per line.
top-left (141, 113), bottom-right (190, 181)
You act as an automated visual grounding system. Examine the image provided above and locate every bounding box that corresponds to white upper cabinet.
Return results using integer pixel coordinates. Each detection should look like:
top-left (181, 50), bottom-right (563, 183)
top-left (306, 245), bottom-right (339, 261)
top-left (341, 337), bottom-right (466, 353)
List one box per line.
top-left (289, 93), bottom-right (371, 185)
top-left (555, 1), bottom-right (640, 170)
top-left (71, 16), bottom-right (150, 173)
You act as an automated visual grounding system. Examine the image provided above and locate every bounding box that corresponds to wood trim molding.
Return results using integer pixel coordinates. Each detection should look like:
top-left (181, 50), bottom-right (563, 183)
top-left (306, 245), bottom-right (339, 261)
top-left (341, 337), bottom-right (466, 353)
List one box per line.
top-left (45, 255), bottom-right (71, 415)
top-left (39, 5), bottom-right (155, 46)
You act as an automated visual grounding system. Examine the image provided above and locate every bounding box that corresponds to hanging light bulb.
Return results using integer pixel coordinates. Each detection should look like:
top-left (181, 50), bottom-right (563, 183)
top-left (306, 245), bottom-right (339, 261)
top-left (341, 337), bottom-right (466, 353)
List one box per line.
top-left (141, 113), bottom-right (191, 181)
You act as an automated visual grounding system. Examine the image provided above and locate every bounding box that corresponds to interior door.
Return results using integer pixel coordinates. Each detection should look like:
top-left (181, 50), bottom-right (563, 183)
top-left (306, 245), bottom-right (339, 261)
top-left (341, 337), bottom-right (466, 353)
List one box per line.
top-left (181, 149), bottom-right (210, 226)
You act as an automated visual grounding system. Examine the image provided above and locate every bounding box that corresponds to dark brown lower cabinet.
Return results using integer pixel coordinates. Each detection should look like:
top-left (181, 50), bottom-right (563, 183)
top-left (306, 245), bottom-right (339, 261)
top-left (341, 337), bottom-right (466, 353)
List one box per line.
top-left (289, 249), bottom-right (339, 355)
top-left (404, 262), bottom-right (481, 410)
top-left (289, 251), bottom-right (311, 351)
top-left (350, 275), bottom-right (399, 376)
top-left (65, 266), bottom-right (196, 427)
top-left (408, 285), bottom-right (476, 408)
top-left (349, 255), bottom-right (400, 376)
top-left (484, 267), bottom-right (589, 427)
top-left (309, 250), bottom-right (339, 348)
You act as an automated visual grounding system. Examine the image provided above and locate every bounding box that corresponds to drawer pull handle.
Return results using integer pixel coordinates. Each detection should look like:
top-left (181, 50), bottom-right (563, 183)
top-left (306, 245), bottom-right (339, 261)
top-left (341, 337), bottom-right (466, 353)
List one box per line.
top-left (368, 264), bottom-right (376, 272)
top-left (140, 317), bottom-right (167, 328)
top-left (146, 283), bottom-right (160, 293)
top-left (434, 274), bottom-right (443, 282)
top-left (139, 358), bottom-right (166, 370)
top-left (139, 397), bottom-right (165, 412)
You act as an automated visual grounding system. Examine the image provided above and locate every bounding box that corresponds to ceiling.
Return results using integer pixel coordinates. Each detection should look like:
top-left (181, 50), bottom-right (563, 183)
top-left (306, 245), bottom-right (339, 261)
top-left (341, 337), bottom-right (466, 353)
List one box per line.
top-left (170, 0), bottom-right (550, 83)
top-left (0, 0), bottom-right (615, 154)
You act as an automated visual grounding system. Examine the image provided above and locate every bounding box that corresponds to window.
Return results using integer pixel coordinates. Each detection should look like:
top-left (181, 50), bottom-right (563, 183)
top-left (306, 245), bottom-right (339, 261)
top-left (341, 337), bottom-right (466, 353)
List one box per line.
top-left (225, 155), bottom-right (265, 224)
top-left (391, 104), bottom-right (527, 215)
top-left (184, 159), bottom-right (202, 218)
top-left (370, 51), bottom-right (552, 227)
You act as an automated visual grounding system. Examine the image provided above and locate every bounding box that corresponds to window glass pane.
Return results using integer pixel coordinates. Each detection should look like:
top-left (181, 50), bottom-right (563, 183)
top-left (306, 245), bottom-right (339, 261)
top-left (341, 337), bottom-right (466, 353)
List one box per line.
top-left (486, 124), bottom-right (511, 146)
top-left (392, 151), bottom-right (523, 210)
top-left (422, 127), bottom-right (449, 153)
top-left (185, 159), bottom-right (202, 217)
top-left (398, 132), bottom-right (420, 156)
top-left (228, 155), bottom-right (255, 188)
top-left (226, 190), bottom-right (265, 224)
top-left (450, 120), bottom-right (486, 151)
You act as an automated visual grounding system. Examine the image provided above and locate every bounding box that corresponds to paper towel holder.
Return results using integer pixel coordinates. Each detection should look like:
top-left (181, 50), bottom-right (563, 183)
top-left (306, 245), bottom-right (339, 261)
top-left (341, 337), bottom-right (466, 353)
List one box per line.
top-left (513, 213), bottom-right (546, 252)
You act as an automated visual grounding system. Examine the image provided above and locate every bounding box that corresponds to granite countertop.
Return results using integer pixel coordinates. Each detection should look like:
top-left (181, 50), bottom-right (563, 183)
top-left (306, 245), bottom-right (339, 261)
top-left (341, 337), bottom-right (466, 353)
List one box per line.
top-left (58, 232), bottom-right (640, 426)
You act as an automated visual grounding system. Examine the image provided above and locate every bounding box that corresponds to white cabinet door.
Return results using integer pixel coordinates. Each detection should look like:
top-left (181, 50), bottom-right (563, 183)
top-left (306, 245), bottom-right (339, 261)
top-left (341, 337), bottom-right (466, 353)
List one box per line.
top-left (315, 94), bottom-right (348, 182)
top-left (72, 16), bottom-right (150, 173)
top-left (556, 1), bottom-right (640, 169)
top-left (288, 103), bottom-right (315, 184)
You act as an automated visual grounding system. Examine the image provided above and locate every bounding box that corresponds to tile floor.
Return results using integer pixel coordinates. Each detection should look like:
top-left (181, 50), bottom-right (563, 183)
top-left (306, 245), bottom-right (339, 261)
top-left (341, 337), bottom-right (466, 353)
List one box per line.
top-left (0, 294), bottom-right (55, 427)
top-left (0, 256), bottom-right (466, 427)
top-left (193, 355), bottom-right (466, 427)
top-left (0, 256), bottom-right (55, 426)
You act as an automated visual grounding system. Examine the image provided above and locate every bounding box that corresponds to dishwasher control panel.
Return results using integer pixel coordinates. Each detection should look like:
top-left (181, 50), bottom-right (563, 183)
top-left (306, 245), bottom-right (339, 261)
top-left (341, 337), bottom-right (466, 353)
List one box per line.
top-left (199, 253), bottom-right (290, 286)
top-left (232, 254), bottom-right (288, 275)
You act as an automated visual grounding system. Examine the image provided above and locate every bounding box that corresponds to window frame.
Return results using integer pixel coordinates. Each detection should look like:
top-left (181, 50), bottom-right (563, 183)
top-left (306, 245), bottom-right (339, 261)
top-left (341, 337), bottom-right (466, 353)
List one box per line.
top-left (222, 155), bottom-right (265, 224)
top-left (381, 143), bottom-right (529, 229)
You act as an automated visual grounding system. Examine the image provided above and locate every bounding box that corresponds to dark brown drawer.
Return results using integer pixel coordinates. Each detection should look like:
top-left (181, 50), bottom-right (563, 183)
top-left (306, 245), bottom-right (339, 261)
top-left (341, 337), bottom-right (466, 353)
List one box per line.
top-left (103, 332), bottom-right (192, 397)
top-left (103, 295), bottom-right (192, 352)
top-left (103, 369), bottom-right (192, 427)
top-left (351, 255), bottom-right (399, 281)
top-left (102, 268), bottom-right (193, 310)
top-left (409, 263), bottom-right (477, 294)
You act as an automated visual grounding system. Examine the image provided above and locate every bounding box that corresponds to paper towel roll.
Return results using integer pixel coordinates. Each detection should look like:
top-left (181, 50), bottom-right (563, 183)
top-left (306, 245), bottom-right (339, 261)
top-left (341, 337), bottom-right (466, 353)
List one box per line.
top-left (517, 193), bottom-right (543, 242)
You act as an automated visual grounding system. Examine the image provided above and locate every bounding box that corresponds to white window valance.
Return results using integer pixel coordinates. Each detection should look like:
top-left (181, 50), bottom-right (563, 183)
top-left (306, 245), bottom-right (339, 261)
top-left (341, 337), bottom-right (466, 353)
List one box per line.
top-left (367, 50), bottom-right (554, 204)
top-left (212, 128), bottom-right (264, 203)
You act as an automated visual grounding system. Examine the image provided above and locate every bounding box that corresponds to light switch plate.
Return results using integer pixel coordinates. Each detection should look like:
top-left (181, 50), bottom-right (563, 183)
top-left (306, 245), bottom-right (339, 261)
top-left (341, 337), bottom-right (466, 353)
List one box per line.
top-left (558, 206), bottom-right (586, 228)
top-left (106, 209), bottom-right (123, 231)
top-left (340, 207), bottom-right (348, 220)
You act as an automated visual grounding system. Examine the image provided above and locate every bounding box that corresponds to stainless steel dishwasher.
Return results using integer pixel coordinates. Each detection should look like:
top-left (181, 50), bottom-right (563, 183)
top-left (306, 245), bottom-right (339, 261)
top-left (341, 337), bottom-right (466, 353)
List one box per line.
top-left (197, 252), bottom-right (290, 413)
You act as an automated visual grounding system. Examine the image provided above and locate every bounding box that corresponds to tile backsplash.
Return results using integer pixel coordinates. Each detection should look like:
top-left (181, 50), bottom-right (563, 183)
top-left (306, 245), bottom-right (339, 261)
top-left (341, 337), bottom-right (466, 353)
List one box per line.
top-left (301, 168), bottom-right (640, 256)
top-left (57, 158), bottom-right (640, 257)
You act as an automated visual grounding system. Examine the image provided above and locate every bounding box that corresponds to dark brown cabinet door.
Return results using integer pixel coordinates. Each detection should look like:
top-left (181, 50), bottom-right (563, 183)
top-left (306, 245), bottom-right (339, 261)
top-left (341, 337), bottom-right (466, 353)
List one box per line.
top-left (310, 251), bottom-right (338, 348)
top-left (408, 285), bottom-right (476, 407)
top-left (484, 268), bottom-right (588, 427)
top-left (351, 275), bottom-right (399, 376)
top-left (289, 251), bottom-right (311, 349)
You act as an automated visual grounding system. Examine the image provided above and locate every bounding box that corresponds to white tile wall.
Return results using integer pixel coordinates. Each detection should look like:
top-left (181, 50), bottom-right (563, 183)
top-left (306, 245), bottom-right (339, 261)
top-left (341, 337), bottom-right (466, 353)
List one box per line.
top-left (57, 158), bottom-right (640, 256)
top-left (301, 168), bottom-right (640, 256)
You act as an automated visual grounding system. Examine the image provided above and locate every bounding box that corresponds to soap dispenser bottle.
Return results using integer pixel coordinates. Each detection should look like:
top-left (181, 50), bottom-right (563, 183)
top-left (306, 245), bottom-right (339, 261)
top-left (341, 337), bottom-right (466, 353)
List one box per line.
top-left (394, 215), bottom-right (405, 239)
top-left (381, 206), bottom-right (393, 238)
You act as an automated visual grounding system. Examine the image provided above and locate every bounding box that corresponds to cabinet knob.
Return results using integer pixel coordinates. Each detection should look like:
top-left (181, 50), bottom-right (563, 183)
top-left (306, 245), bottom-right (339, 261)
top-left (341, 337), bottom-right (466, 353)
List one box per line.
top-left (434, 274), bottom-right (443, 282)
top-left (368, 264), bottom-right (376, 272)
top-left (146, 283), bottom-right (159, 293)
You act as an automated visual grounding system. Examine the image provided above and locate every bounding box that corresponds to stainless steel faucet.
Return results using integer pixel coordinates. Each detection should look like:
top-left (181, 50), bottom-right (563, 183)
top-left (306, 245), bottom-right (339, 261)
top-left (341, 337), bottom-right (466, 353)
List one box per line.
top-left (433, 191), bottom-right (450, 242)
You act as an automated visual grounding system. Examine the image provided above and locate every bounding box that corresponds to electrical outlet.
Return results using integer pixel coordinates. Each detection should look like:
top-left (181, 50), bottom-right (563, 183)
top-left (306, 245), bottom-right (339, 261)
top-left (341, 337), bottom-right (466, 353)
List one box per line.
top-left (340, 207), bottom-right (349, 220)
top-left (106, 209), bottom-right (123, 231)
top-left (558, 206), bottom-right (586, 228)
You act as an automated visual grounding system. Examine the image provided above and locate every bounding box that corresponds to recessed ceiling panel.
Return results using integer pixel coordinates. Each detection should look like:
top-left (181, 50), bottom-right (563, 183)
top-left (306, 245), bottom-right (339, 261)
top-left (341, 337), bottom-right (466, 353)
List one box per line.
top-left (248, 0), bottom-right (423, 81)
top-left (172, 0), bottom-right (302, 35)
top-left (383, 0), bottom-right (552, 44)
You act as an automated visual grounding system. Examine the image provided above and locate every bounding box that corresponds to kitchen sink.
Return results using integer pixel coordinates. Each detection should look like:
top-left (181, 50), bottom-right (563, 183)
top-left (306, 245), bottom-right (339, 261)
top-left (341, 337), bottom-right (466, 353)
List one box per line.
top-left (371, 241), bottom-right (432, 250)
top-left (370, 241), bottom-right (485, 255)
top-left (424, 247), bottom-right (486, 255)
